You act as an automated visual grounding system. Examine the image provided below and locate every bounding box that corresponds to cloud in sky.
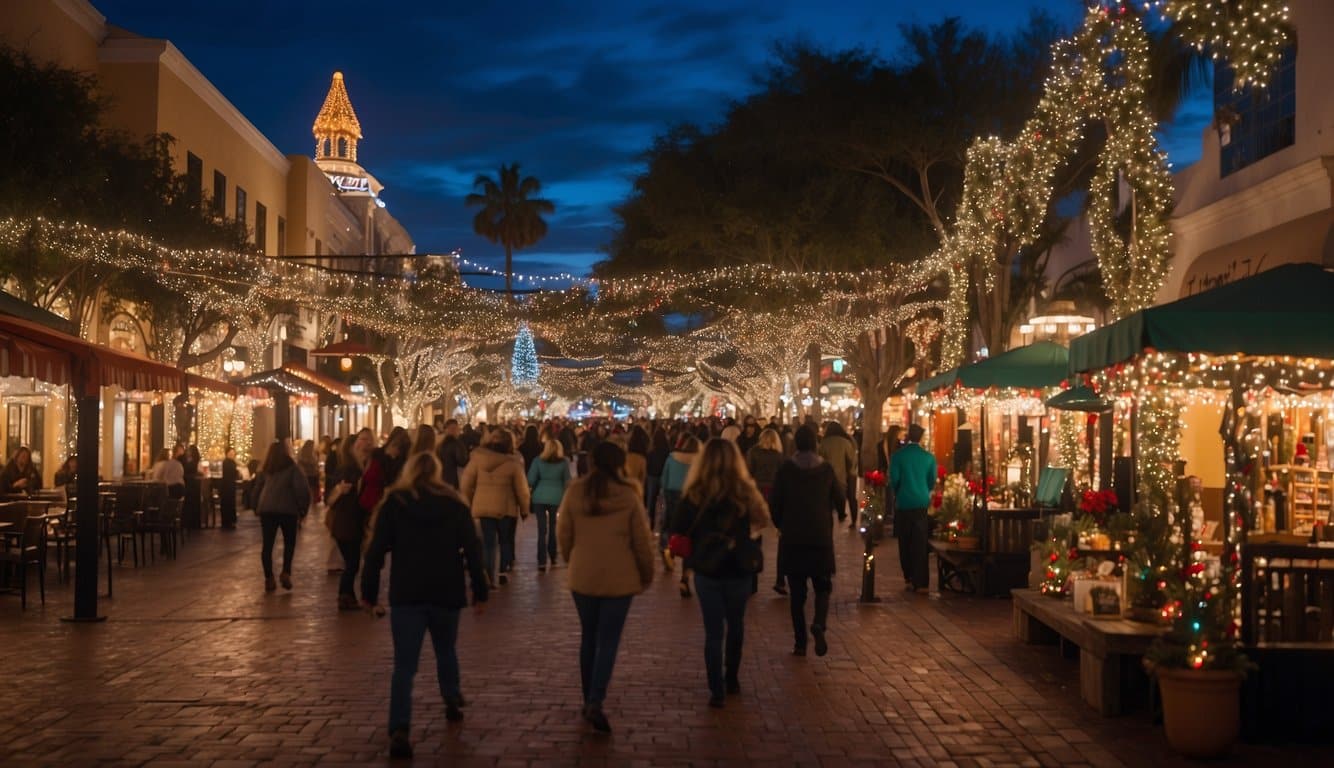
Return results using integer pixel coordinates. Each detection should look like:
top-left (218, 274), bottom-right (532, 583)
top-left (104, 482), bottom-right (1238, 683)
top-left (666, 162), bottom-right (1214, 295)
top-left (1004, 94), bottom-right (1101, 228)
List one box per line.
top-left (92, 0), bottom-right (1212, 281)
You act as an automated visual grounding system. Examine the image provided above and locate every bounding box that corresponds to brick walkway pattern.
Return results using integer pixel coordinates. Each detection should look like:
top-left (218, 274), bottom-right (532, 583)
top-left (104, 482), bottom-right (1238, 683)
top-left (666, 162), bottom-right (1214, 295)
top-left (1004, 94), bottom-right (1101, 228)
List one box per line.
top-left (0, 511), bottom-right (1322, 767)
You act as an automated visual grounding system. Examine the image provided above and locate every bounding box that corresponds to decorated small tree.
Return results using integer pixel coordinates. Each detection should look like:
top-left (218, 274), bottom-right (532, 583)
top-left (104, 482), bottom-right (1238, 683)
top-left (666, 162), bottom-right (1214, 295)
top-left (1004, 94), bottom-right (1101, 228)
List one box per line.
top-left (932, 473), bottom-right (972, 541)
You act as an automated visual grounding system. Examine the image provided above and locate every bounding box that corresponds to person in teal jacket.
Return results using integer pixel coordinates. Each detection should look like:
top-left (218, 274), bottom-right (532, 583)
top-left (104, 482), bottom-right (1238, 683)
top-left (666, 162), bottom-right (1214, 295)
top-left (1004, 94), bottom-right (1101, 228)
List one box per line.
top-left (889, 424), bottom-right (937, 593)
top-left (528, 438), bottom-right (572, 570)
top-left (659, 433), bottom-right (700, 596)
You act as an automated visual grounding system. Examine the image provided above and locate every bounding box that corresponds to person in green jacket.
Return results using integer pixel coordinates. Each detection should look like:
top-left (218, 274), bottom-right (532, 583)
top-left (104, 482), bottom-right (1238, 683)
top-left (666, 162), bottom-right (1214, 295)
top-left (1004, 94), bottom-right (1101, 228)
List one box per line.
top-left (528, 438), bottom-right (572, 571)
top-left (889, 424), bottom-right (937, 594)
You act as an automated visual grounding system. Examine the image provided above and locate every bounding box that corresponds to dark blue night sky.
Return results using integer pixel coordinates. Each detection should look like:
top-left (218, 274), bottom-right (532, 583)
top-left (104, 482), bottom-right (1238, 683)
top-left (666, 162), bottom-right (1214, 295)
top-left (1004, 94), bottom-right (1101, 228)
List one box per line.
top-left (92, 0), bottom-right (1212, 287)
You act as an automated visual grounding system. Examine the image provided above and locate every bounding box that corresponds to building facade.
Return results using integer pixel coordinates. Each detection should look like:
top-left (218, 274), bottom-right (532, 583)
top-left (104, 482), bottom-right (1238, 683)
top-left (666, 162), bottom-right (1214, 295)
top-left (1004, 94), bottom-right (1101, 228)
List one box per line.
top-left (1162, 0), bottom-right (1334, 301)
top-left (1, 0), bottom-right (416, 474)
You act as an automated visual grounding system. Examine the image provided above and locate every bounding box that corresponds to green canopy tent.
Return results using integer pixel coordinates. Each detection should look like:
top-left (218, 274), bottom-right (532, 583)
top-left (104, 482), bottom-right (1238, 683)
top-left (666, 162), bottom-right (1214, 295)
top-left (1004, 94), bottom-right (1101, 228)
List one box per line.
top-left (1045, 385), bottom-right (1110, 412)
top-left (1067, 262), bottom-right (1334, 553)
top-left (915, 367), bottom-right (960, 397)
top-left (1069, 263), bottom-right (1334, 374)
top-left (1045, 386), bottom-right (1111, 487)
top-left (917, 341), bottom-right (1071, 494)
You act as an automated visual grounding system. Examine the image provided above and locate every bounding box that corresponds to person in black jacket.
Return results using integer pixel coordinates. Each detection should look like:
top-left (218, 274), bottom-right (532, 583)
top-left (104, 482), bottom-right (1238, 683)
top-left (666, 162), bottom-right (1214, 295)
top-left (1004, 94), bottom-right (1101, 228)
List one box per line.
top-left (362, 452), bottom-right (488, 760)
top-left (769, 425), bottom-right (845, 657)
top-left (220, 448), bottom-right (239, 529)
top-left (672, 439), bottom-right (771, 708)
top-left (644, 428), bottom-right (670, 531)
top-left (435, 419), bottom-right (470, 489)
top-left (253, 441), bottom-right (311, 592)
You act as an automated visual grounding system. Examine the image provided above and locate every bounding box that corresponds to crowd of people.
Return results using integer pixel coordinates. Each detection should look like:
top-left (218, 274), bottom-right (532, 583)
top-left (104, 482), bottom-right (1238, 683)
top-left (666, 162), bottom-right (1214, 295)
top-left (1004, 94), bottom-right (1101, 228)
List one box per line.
top-left (116, 412), bottom-right (926, 760)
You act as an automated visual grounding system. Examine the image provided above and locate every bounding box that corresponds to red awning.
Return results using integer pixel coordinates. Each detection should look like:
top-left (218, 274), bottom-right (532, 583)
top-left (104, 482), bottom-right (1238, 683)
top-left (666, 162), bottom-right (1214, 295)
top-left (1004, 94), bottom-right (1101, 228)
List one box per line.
top-left (0, 330), bottom-right (71, 383)
top-left (0, 314), bottom-right (184, 395)
top-left (280, 361), bottom-right (363, 401)
top-left (186, 373), bottom-right (239, 398)
top-left (236, 362), bottom-right (365, 404)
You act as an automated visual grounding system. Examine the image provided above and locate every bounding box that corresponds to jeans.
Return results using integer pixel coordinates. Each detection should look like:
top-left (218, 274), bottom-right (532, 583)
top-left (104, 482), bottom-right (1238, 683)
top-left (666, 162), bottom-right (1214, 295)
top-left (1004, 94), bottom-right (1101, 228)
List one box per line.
top-left (388, 603), bottom-right (462, 733)
top-left (660, 489), bottom-right (682, 549)
top-left (501, 515), bottom-right (517, 572)
top-left (787, 573), bottom-right (832, 648)
top-left (571, 593), bottom-right (633, 706)
top-left (260, 514), bottom-right (299, 579)
top-left (693, 573), bottom-right (752, 697)
top-left (897, 507), bottom-right (930, 589)
top-left (533, 503), bottom-right (558, 566)
top-left (478, 518), bottom-right (501, 584)
top-left (337, 537), bottom-right (362, 598)
top-left (644, 475), bottom-right (661, 531)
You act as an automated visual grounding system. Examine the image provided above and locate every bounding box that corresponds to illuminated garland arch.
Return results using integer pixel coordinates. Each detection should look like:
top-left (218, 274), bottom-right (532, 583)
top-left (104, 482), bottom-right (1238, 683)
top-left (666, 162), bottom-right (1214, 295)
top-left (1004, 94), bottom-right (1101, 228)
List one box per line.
top-left (936, 1), bottom-right (1291, 367)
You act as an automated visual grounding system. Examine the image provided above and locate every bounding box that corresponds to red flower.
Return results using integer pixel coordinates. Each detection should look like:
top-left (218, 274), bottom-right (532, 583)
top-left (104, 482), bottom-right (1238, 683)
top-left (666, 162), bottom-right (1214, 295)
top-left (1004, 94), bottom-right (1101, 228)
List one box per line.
top-left (931, 492), bottom-right (943, 509)
top-left (863, 470), bottom-right (886, 487)
top-left (937, 465), bottom-right (947, 479)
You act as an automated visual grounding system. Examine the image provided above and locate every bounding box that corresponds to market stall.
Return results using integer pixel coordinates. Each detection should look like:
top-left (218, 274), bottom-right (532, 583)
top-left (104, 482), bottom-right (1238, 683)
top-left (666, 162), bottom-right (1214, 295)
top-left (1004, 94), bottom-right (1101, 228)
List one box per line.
top-left (1066, 262), bottom-right (1334, 741)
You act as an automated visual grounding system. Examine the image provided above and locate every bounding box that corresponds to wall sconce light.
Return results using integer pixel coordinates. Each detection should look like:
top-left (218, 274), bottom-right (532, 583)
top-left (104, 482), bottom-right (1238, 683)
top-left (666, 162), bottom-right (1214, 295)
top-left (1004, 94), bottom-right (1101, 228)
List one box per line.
top-left (340, 356), bottom-right (353, 372)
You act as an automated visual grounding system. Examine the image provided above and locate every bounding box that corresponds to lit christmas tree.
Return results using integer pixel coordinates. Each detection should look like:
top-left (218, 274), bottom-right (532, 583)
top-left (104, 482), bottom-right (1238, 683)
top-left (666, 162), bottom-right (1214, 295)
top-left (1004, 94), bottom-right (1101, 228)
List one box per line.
top-left (511, 322), bottom-right (539, 387)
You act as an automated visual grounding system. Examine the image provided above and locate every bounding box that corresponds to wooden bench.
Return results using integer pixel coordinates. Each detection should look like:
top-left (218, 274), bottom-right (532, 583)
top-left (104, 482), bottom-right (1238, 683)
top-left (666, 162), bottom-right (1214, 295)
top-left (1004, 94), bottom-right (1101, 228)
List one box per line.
top-left (1012, 588), bottom-right (1165, 715)
top-left (931, 508), bottom-right (1038, 596)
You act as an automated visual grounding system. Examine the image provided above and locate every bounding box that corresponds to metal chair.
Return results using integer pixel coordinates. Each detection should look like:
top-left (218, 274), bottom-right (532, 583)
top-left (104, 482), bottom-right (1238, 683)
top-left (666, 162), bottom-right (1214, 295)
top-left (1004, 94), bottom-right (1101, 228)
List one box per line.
top-left (0, 514), bottom-right (47, 608)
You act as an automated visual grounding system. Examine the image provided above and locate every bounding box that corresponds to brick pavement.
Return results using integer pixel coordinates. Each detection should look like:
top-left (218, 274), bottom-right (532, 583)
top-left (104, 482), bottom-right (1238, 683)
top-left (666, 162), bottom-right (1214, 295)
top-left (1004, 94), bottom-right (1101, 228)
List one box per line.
top-left (0, 512), bottom-right (1323, 766)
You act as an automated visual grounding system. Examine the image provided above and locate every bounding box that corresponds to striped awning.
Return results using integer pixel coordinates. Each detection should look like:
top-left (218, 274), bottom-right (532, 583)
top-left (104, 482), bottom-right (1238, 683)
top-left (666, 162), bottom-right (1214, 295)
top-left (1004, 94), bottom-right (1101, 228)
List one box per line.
top-left (0, 330), bottom-right (71, 383)
top-left (186, 373), bottom-right (239, 398)
top-left (0, 314), bottom-right (184, 395)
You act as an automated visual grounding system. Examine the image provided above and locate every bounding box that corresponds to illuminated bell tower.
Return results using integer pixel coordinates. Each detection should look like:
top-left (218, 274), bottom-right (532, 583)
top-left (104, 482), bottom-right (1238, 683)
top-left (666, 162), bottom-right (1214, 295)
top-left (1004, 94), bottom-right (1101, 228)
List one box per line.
top-left (313, 71), bottom-right (383, 255)
top-left (313, 71), bottom-right (362, 162)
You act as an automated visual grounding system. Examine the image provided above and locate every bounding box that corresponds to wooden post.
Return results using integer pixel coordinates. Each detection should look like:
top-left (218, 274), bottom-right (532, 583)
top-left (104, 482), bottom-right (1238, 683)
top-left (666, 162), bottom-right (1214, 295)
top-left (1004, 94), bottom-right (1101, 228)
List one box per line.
top-left (68, 388), bottom-right (105, 621)
top-left (273, 391), bottom-right (291, 440)
top-left (808, 343), bottom-right (822, 422)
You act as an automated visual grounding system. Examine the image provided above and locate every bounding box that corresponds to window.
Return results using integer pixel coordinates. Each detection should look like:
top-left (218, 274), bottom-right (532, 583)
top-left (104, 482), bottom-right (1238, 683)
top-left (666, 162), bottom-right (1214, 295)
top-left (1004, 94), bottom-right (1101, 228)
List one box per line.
top-left (1216, 42), bottom-right (1297, 176)
top-left (338, 137), bottom-right (348, 158)
top-left (235, 186), bottom-right (247, 227)
top-left (255, 202), bottom-right (267, 252)
top-left (315, 238), bottom-right (322, 257)
top-left (277, 216), bottom-right (286, 256)
top-left (186, 153), bottom-right (202, 206)
top-left (212, 170), bottom-right (226, 216)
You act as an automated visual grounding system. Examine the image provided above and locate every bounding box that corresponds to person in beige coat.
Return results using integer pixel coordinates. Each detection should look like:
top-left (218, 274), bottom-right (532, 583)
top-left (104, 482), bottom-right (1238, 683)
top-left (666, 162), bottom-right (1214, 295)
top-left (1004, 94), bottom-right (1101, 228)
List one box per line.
top-left (557, 441), bottom-right (655, 734)
top-left (460, 429), bottom-right (530, 587)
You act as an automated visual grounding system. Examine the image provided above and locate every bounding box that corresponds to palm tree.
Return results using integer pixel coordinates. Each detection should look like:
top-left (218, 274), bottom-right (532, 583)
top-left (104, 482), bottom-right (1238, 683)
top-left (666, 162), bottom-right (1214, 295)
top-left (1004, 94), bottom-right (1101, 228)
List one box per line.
top-left (465, 164), bottom-right (555, 300)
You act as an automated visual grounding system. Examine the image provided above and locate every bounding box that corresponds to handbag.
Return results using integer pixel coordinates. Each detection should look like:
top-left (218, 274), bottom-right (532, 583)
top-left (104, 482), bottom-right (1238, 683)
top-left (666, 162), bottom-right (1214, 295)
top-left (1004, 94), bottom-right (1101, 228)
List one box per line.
top-left (667, 498), bottom-right (703, 559)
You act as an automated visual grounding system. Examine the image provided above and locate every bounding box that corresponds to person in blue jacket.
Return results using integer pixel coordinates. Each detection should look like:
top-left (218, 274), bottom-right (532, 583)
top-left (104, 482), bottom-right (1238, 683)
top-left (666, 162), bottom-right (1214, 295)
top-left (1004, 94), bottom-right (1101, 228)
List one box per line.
top-left (889, 424), bottom-right (937, 594)
top-left (528, 438), bottom-right (572, 570)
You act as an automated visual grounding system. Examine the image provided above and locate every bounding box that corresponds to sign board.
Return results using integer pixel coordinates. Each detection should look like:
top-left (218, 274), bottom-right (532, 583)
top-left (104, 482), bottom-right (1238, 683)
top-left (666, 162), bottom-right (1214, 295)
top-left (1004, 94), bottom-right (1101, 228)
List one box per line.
top-left (326, 174), bottom-right (372, 194)
top-left (1090, 585), bottom-right (1122, 617)
top-left (1034, 466), bottom-right (1069, 508)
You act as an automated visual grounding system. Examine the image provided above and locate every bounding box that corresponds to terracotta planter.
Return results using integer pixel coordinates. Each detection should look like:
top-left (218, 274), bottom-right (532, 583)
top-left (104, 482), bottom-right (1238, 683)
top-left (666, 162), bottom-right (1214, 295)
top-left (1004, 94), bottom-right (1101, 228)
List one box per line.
top-left (956, 535), bottom-right (980, 551)
top-left (1156, 666), bottom-right (1242, 759)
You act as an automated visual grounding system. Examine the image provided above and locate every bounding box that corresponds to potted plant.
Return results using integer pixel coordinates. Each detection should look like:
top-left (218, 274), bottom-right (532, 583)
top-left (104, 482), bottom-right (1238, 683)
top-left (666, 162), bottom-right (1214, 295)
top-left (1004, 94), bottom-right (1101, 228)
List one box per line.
top-left (932, 473), bottom-right (972, 544)
top-left (1145, 544), bottom-right (1254, 758)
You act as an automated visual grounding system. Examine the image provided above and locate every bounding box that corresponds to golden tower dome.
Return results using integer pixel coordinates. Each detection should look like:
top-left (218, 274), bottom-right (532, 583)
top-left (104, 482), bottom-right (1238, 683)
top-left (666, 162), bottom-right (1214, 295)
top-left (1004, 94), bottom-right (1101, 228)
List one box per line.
top-left (313, 71), bottom-right (363, 162)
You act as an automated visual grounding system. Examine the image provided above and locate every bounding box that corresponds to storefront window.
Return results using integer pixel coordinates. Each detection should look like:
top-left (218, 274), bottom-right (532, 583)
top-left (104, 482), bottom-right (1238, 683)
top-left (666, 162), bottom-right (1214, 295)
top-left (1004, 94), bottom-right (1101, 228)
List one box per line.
top-left (1216, 43), bottom-right (1297, 176)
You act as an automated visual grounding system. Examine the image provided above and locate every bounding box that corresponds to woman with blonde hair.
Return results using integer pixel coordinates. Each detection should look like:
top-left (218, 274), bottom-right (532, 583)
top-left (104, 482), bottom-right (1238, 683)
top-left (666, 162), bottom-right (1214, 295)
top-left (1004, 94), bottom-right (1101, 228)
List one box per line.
top-left (460, 428), bottom-right (530, 586)
top-left (557, 441), bottom-right (655, 733)
top-left (362, 451), bottom-right (488, 759)
top-left (527, 438), bottom-right (571, 570)
top-left (671, 438), bottom-right (770, 707)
